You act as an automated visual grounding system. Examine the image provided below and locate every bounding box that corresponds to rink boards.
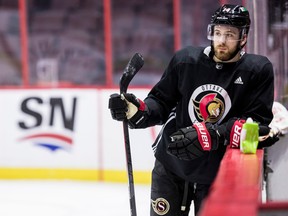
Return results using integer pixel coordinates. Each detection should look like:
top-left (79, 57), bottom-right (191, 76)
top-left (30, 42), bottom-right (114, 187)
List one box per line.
top-left (0, 88), bottom-right (157, 184)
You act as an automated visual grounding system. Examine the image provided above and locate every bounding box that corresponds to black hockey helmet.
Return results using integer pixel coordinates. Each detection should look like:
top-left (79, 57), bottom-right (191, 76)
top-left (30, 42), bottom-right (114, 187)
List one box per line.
top-left (208, 4), bottom-right (251, 42)
top-left (210, 4), bottom-right (250, 34)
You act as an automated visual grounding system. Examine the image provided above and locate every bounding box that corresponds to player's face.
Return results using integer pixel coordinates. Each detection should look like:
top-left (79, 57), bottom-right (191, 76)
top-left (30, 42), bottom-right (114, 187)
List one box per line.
top-left (212, 25), bottom-right (241, 61)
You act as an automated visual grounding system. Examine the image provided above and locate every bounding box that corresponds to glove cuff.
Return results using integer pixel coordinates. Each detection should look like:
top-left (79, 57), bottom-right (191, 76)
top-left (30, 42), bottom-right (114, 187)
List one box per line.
top-left (229, 119), bottom-right (246, 148)
top-left (192, 122), bottom-right (212, 151)
top-left (138, 99), bottom-right (146, 111)
top-left (128, 104), bottom-right (148, 128)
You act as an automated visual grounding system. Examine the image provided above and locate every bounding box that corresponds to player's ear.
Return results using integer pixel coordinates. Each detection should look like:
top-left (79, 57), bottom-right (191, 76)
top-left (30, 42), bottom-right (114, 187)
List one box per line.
top-left (240, 34), bottom-right (248, 47)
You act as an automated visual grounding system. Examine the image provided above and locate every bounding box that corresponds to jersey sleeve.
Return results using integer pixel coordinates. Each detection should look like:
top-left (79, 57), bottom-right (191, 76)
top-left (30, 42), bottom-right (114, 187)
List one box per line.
top-left (137, 52), bottom-right (183, 128)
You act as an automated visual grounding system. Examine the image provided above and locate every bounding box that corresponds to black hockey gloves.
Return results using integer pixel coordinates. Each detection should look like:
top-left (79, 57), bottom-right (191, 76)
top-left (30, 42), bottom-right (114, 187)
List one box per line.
top-left (224, 118), bottom-right (280, 149)
top-left (167, 119), bottom-right (280, 161)
top-left (108, 93), bottom-right (147, 128)
top-left (223, 118), bottom-right (246, 148)
top-left (109, 93), bottom-right (127, 121)
top-left (167, 122), bottom-right (220, 160)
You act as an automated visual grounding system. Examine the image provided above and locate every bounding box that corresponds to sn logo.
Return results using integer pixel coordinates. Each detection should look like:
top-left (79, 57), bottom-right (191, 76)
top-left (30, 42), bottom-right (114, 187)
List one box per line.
top-left (18, 97), bottom-right (77, 131)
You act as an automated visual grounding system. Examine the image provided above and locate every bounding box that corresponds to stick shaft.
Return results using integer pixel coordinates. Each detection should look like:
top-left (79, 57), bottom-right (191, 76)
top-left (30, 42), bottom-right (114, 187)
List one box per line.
top-left (122, 120), bottom-right (137, 216)
top-left (121, 78), bottom-right (137, 216)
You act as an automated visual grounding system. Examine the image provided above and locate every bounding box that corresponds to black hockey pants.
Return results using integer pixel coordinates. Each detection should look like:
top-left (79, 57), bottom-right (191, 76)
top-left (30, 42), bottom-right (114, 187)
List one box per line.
top-left (150, 160), bottom-right (210, 216)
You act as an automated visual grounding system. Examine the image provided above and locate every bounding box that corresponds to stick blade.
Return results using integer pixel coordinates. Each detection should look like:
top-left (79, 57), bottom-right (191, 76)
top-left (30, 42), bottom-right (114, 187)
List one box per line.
top-left (120, 53), bottom-right (144, 93)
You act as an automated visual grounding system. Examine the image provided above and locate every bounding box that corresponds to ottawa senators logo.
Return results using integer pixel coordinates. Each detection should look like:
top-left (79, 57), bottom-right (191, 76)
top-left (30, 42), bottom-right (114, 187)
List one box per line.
top-left (188, 84), bottom-right (231, 124)
top-left (193, 93), bottom-right (224, 123)
top-left (151, 198), bottom-right (170, 215)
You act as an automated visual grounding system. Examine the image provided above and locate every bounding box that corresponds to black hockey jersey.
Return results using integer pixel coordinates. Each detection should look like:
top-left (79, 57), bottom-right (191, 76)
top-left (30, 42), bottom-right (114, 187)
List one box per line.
top-left (139, 46), bottom-right (274, 184)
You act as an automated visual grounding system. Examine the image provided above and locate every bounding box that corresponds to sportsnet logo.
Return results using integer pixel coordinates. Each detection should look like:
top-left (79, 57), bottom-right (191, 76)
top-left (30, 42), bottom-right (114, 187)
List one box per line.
top-left (19, 132), bottom-right (73, 151)
top-left (18, 96), bottom-right (77, 152)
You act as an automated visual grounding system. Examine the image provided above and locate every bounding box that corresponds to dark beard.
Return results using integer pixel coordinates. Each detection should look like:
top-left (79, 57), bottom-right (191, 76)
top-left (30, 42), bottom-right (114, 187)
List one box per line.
top-left (212, 42), bottom-right (241, 61)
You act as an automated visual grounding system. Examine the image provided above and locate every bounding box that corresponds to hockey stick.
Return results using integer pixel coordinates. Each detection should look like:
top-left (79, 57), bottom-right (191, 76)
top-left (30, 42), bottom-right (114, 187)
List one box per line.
top-left (119, 53), bottom-right (144, 216)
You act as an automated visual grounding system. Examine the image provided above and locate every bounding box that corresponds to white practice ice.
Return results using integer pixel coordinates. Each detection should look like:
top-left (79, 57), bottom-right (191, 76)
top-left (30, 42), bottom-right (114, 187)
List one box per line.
top-left (0, 180), bottom-right (150, 216)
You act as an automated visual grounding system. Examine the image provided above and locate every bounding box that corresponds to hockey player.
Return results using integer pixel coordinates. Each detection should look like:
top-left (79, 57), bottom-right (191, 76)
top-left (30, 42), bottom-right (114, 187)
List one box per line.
top-left (109, 4), bottom-right (279, 216)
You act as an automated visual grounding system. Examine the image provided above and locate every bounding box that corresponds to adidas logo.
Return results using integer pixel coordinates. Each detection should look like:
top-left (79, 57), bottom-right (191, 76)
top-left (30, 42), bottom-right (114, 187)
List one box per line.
top-left (234, 77), bottom-right (243, 84)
